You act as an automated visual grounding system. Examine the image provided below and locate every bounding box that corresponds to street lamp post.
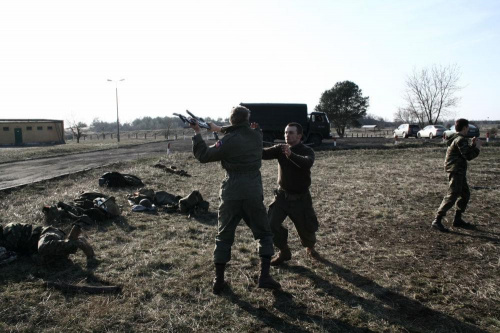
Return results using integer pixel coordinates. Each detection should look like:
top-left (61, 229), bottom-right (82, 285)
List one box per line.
top-left (107, 78), bottom-right (125, 142)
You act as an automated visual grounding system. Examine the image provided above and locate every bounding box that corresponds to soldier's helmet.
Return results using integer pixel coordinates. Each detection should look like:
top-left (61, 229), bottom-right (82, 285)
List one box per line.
top-left (139, 199), bottom-right (153, 208)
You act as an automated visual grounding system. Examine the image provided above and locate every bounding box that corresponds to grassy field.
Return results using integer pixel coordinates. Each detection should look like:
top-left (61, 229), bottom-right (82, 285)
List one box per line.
top-left (0, 144), bottom-right (499, 332)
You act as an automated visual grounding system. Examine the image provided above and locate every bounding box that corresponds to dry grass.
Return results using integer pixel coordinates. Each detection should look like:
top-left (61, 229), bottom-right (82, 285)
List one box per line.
top-left (1, 144), bottom-right (499, 332)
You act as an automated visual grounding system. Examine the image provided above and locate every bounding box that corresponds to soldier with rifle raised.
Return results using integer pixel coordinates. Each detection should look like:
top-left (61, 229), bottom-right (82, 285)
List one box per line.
top-left (186, 106), bottom-right (281, 294)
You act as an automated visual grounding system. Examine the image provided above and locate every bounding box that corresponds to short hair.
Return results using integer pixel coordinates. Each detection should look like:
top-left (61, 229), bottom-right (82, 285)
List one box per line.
top-left (286, 122), bottom-right (303, 135)
top-left (230, 106), bottom-right (250, 125)
top-left (455, 118), bottom-right (469, 132)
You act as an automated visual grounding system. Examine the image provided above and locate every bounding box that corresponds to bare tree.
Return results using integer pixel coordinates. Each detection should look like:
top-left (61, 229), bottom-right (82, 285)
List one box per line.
top-left (397, 64), bottom-right (461, 127)
top-left (68, 121), bottom-right (87, 143)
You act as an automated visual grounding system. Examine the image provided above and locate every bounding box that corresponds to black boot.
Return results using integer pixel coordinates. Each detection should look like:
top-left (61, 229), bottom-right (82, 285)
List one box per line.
top-left (258, 256), bottom-right (281, 290)
top-left (212, 263), bottom-right (226, 295)
top-left (270, 246), bottom-right (291, 266)
top-left (431, 215), bottom-right (449, 232)
top-left (453, 211), bottom-right (474, 229)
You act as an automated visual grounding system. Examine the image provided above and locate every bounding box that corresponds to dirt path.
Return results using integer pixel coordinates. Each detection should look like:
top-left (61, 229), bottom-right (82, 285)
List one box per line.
top-left (0, 140), bottom-right (194, 191)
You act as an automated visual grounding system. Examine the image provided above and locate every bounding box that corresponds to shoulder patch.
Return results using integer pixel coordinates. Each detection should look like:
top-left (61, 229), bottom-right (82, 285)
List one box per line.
top-left (215, 140), bottom-right (223, 148)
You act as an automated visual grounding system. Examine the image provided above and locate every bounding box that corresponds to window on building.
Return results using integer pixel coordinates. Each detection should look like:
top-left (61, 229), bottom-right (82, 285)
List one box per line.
top-left (27, 126), bottom-right (33, 131)
top-left (3, 127), bottom-right (9, 131)
top-left (37, 126), bottom-right (43, 130)
top-left (47, 126), bottom-right (53, 130)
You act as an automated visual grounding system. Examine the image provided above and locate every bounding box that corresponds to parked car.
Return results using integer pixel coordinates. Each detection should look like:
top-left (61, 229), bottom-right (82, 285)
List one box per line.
top-left (443, 124), bottom-right (480, 139)
top-left (393, 124), bottom-right (420, 138)
top-left (417, 125), bottom-right (446, 139)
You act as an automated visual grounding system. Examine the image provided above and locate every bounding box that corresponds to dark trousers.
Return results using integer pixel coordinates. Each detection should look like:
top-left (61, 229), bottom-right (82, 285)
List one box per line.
top-left (214, 197), bottom-right (274, 264)
top-left (268, 190), bottom-right (318, 250)
top-left (437, 172), bottom-right (470, 217)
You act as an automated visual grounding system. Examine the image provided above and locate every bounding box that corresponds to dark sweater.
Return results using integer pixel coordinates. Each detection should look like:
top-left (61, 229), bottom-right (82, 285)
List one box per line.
top-left (262, 143), bottom-right (315, 194)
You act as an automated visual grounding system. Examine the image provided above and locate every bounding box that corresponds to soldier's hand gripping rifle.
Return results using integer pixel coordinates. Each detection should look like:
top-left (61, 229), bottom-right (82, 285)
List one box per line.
top-left (174, 110), bottom-right (219, 140)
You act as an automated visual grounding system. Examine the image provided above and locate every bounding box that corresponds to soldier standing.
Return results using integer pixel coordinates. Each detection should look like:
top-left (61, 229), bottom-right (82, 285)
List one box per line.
top-left (432, 118), bottom-right (481, 232)
top-left (262, 123), bottom-right (321, 265)
top-left (190, 106), bottom-right (280, 294)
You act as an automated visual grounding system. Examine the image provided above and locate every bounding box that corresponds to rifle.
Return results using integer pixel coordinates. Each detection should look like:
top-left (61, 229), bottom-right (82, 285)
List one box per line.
top-left (174, 110), bottom-right (219, 140)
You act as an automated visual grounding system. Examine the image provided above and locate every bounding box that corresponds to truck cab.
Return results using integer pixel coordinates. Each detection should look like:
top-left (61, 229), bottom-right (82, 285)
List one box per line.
top-left (241, 103), bottom-right (332, 147)
top-left (306, 112), bottom-right (331, 146)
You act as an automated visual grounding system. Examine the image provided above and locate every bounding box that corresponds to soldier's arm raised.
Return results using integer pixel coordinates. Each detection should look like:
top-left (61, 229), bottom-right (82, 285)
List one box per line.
top-left (288, 146), bottom-right (315, 169)
top-left (192, 133), bottom-right (228, 163)
top-left (458, 137), bottom-right (480, 161)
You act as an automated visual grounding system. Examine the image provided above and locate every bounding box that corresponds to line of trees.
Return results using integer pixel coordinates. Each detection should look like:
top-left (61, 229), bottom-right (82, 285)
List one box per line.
top-left (69, 64), bottom-right (463, 141)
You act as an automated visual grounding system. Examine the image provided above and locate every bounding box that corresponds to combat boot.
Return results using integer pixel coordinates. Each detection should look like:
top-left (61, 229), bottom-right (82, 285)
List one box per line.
top-left (453, 211), bottom-right (474, 229)
top-left (306, 247), bottom-right (322, 261)
top-left (258, 256), bottom-right (281, 290)
top-left (212, 263), bottom-right (226, 295)
top-left (67, 224), bottom-right (82, 241)
top-left (270, 246), bottom-right (292, 266)
top-left (431, 215), bottom-right (449, 232)
top-left (77, 237), bottom-right (95, 258)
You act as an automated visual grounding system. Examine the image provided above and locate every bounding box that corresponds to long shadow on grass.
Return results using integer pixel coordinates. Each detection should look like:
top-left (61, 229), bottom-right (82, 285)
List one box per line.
top-left (272, 289), bottom-right (375, 332)
top-left (448, 229), bottom-right (500, 243)
top-left (223, 288), bottom-right (308, 333)
top-left (282, 261), bottom-right (486, 332)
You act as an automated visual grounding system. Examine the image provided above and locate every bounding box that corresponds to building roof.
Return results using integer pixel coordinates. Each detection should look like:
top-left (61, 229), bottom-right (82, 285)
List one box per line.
top-left (0, 119), bottom-right (63, 123)
top-left (361, 125), bottom-right (378, 128)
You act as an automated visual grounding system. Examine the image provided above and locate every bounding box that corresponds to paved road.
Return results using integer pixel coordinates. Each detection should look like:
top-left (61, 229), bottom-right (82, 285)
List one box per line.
top-left (0, 140), bottom-right (193, 191)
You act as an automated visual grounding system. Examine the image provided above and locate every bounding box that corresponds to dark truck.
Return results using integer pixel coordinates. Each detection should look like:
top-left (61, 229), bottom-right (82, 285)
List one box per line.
top-left (240, 103), bottom-right (331, 146)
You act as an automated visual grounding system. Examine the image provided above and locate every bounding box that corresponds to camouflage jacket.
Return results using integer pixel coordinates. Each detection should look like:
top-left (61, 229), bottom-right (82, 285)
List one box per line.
top-left (192, 123), bottom-right (263, 200)
top-left (0, 223), bottom-right (43, 254)
top-left (444, 133), bottom-right (480, 173)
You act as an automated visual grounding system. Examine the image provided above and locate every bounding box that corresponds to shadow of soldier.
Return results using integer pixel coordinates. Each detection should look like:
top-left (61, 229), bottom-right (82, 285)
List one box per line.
top-left (280, 259), bottom-right (486, 333)
top-left (223, 287), bottom-right (372, 332)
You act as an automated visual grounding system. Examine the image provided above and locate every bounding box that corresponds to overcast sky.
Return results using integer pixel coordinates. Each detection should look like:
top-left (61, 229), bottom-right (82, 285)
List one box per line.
top-left (0, 0), bottom-right (499, 125)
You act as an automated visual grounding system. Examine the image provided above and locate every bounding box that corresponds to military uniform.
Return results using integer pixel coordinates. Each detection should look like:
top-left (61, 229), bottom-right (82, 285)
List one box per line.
top-left (0, 223), bottom-right (78, 260)
top-left (192, 123), bottom-right (274, 263)
top-left (436, 133), bottom-right (480, 217)
top-left (262, 143), bottom-right (319, 250)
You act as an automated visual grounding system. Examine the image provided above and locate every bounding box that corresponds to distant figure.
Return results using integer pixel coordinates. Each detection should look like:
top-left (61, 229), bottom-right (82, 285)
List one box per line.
top-left (432, 118), bottom-right (481, 232)
top-left (189, 106), bottom-right (280, 294)
top-left (261, 123), bottom-right (321, 265)
top-left (0, 223), bottom-right (94, 263)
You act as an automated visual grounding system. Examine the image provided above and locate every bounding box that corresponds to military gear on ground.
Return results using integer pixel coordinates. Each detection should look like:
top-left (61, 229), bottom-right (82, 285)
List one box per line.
top-left (155, 191), bottom-right (182, 206)
top-left (270, 245), bottom-right (292, 266)
top-left (153, 163), bottom-right (191, 177)
top-left (213, 263), bottom-right (226, 295)
top-left (139, 198), bottom-right (153, 208)
top-left (0, 247), bottom-right (17, 265)
top-left (444, 133), bottom-right (480, 173)
top-left (431, 216), bottom-right (449, 232)
top-left (99, 171), bottom-right (144, 188)
top-left (258, 256), bottom-right (281, 290)
top-left (94, 197), bottom-right (120, 217)
top-left (179, 191), bottom-right (209, 214)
